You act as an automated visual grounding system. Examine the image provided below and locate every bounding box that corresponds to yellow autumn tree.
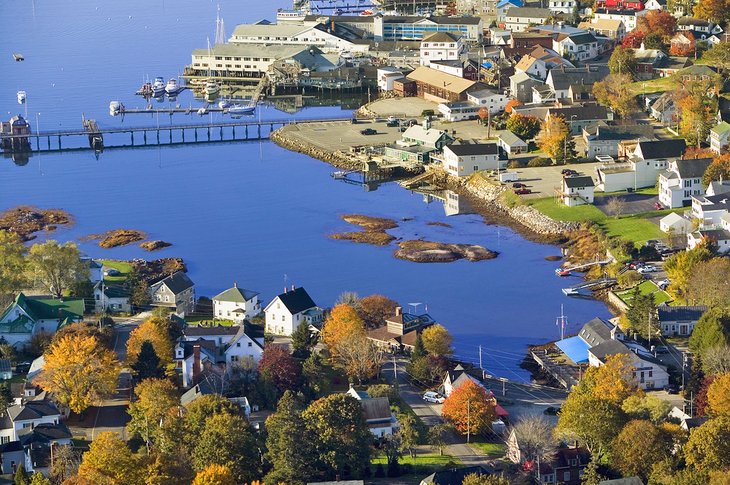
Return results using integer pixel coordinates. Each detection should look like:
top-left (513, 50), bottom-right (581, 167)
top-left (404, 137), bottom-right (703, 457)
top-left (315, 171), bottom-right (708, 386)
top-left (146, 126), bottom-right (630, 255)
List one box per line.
top-left (77, 432), bottom-right (144, 485)
top-left (37, 334), bottom-right (120, 414)
top-left (126, 316), bottom-right (173, 366)
top-left (191, 464), bottom-right (235, 485)
top-left (320, 304), bottom-right (366, 355)
top-left (537, 114), bottom-right (575, 163)
top-left (579, 354), bottom-right (637, 404)
top-left (707, 372), bottom-right (730, 418)
top-left (422, 324), bottom-right (453, 357)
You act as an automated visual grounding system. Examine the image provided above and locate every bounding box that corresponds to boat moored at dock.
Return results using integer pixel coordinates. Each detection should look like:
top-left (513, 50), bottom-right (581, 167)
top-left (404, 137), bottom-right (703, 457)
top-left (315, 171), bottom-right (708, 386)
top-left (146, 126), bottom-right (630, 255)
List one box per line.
top-left (17, 91), bottom-right (26, 104)
top-left (165, 79), bottom-right (180, 95)
top-left (152, 77), bottom-right (166, 97)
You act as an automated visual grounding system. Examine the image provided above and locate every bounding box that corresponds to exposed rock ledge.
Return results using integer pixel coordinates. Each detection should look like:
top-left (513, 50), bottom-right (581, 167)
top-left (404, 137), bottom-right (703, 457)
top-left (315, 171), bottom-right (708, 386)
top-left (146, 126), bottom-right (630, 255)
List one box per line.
top-left (394, 240), bottom-right (498, 263)
top-left (140, 240), bottom-right (172, 252)
top-left (0, 206), bottom-right (72, 241)
top-left (84, 229), bottom-right (147, 248)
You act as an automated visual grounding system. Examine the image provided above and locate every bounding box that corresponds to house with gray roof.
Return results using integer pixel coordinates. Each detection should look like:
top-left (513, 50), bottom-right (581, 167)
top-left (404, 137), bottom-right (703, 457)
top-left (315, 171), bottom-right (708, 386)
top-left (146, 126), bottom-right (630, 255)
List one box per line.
top-left (658, 158), bottom-right (712, 208)
top-left (553, 31), bottom-right (600, 62)
top-left (560, 175), bottom-right (595, 206)
top-left (657, 306), bottom-right (707, 336)
top-left (504, 7), bottom-right (553, 32)
top-left (149, 271), bottom-right (195, 316)
top-left (545, 66), bottom-right (609, 100)
top-left (264, 286), bottom-right (322, 336)
top-left (546, 105), bottom-right (612, 134)
top-left (587, 339), bottom-right (670, 389)
top-left (498, 130), bottom-right (528, 155)
top-left (401, 122), bottom-right (455, 149)
top-left (213, 283), bottom-right (261, 323)
top-left (346, 387), bottom-right (399, 438)
top-left (93, 281), bottom-right (131, 314)
top-left (582, 123), bottom-right (655, 159)
top-left (0, 400), bottom-right (61, 444)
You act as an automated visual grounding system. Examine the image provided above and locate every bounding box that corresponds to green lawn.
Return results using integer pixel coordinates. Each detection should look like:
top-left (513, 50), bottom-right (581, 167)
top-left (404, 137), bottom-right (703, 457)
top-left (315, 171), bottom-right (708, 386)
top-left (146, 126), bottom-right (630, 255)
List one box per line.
top-left (628, 77), bottom-right (677, 96)
top-left (371, 452), bottom-right (461, 476)
top-left (99, 260), bottom-right (133, 282)
top-left (527, 198), bottom-right (665, 244)
top-left (470, 441), bottom-right (506, 458)
top-left (185, 317), bottom-right (236, 326)
top-left (616, 280), bottom-right (673, 306)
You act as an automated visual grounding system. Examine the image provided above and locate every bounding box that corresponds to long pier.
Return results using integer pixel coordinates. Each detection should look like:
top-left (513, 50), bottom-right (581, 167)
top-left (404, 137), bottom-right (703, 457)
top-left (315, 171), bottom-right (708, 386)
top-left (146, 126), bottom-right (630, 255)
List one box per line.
top-left (2, 117), bottom-right (352, 153)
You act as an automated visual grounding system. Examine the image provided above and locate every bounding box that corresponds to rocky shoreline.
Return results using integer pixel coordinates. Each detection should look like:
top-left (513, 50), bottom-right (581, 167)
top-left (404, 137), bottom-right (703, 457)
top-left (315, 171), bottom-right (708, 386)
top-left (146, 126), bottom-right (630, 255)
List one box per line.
top-left (0, 206), bottom-right (72, 241)
top-left (394, 240), bottom-right (498, 263)
top-left (271, 124), bottom-right (577, 243)
top-left (84, 229), bottom-right (147, 248)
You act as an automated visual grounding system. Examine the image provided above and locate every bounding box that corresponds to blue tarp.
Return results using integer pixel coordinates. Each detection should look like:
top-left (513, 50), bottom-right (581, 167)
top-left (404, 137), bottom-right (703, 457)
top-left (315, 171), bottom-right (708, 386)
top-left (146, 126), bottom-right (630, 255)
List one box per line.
top-left (481, 62), bottom-right (493, 69)
top-left (556, 335), bottom-right (590, 364)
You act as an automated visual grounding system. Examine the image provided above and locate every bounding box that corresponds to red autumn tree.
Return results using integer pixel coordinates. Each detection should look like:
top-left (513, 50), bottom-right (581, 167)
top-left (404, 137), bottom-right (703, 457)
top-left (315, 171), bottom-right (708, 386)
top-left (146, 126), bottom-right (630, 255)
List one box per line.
top-left (638, 10), bottom-right (677, 39)
top-left (356, 294), bottom-right (399, 329)
top-left (683, 147), bottom-right (715, 160)
top-left (622, 30), bottom-right (646, 48)
top-left (695, 375), bottom-right (715, 417)
top-left (258, 345), bottom-right (301, 393)
top-left (505, 99), bottom-right (522, 114)
top-left (441, 380), bottom-right (496, 442)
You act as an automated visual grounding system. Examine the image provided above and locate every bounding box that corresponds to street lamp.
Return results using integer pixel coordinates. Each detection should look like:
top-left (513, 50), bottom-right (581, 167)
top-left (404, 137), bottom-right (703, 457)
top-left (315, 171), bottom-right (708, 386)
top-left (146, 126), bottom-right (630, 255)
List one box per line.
top-left (564, 115), bottom-right (577, 163)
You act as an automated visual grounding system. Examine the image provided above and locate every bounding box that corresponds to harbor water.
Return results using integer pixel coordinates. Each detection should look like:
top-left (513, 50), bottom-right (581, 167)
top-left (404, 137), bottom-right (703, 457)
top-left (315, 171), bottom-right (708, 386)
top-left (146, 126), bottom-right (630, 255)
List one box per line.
top-left (0, 0), bottom-right (611, 379)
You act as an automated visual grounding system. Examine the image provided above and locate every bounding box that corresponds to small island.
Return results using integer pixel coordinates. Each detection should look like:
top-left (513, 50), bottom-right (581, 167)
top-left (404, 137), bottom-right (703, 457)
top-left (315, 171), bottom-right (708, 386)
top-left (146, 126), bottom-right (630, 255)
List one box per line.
top-left (84, 229), bottom-right (147, 248)
top-left (394, 240), bottom-right (498, 263)
top-left (140, 240), bottom-right (172, 252)
top-left (0, 206), bottom-right (72, 241)
top-left (329, 214), bottom-right (398, 246)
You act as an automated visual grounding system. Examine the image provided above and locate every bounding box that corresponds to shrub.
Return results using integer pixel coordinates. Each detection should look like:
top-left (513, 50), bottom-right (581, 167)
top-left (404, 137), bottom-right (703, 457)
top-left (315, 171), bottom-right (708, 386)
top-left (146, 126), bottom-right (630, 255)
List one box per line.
top-left (527, 157), bottom-right (552, 167)
top-left (508, 160), bottom-right (526, 169)
top-left (421, 109), bottom-right (435, 118)
top-left (618, 270), bottom-right (643, 289)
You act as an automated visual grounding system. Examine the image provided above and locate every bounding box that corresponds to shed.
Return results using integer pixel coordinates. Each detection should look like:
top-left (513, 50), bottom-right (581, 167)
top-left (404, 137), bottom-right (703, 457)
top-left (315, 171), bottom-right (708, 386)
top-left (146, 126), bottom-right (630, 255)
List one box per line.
top-left (659, 212), bottom-right (692, 234)
top-left (498, 131), bottom-right (528, 155)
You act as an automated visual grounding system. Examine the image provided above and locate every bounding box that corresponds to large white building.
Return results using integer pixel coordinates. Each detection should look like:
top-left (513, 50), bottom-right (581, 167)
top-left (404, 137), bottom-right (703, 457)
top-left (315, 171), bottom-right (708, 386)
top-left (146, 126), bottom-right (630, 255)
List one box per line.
top-left (419, 32), bottom-right (465, 67)
top-left (212, 283), bottom-right (261, 323)
top-left (561, 175), bottom-right (595, 206)
top-left (658, 158), bottom-right (712, 208)
top-left (442, 143), bottom-right (502, 177)
top-left (0, 400), bottom-right (61, 444)
top-left (264, 286), bottom-right (322, 336)
top-left (229, 21), bottom-right (367, 53)
top-left (596, 139), bottom-right (687, 192)
top-left (466, 89), bottom-right (509, 114)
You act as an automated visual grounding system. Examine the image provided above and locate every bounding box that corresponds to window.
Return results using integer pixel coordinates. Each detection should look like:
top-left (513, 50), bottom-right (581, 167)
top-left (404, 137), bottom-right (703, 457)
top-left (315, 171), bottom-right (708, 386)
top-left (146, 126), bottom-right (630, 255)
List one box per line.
top-left (281, 315), bottom-right (285, 321)
top-left (236, 342), bottom-right (241, 348)
top-left (564, 471), bottom-right (571, 481)
top-left (248, 342), bottom-right (253, 347)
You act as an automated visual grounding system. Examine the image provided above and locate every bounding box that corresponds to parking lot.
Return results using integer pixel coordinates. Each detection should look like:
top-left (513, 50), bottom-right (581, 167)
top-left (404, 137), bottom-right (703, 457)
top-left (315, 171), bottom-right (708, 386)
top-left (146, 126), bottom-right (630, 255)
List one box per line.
top-left (500, 162), bottom-right (605, 199)
top-left (594, 192), bottom-right (660, 215)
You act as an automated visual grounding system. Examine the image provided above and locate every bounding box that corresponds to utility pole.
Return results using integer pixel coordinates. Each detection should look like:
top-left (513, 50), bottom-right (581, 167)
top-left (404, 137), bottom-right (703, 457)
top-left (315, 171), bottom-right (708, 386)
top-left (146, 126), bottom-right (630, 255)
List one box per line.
top-left (479, 345), bottom-right (483, 370)
top-left (393, 354), bottom-right (399, 392)
top-left (466, 398), bottom-right (471, 444)
top-left (647, 310), bottom-right (652, 347)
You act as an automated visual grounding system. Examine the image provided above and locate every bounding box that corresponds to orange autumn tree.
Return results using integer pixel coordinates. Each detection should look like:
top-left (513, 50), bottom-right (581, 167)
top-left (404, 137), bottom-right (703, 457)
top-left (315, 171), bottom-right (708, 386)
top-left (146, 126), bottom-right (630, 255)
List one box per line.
top-left (578, 354), bottom-right (637, 404)
top-left (441, 380), bottom-right (496, 442)
top-left (505, 99), bottom-right (522, 114)
top-left (704, 153), bottom-right (730, 186)
top-left (320, 304), bottom-right (366, 355)
top-left (707, 372), bottom-right (730, 418)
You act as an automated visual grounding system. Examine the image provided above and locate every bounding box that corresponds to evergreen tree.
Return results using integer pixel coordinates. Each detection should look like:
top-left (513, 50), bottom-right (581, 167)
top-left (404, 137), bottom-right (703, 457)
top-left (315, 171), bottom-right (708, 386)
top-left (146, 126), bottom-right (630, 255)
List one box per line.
top-left (411, 332), bottom-right (426, 361)
top-left (265, 391), bottom-right (317, 485)
top-left (581, 460), bottom-right (606, 485)
top-left (0, 382), bottom-right (12, 415)
top-left (132, 340), bottom-right (163, 380)
top-left (291, 321), bottom-right (315, 359)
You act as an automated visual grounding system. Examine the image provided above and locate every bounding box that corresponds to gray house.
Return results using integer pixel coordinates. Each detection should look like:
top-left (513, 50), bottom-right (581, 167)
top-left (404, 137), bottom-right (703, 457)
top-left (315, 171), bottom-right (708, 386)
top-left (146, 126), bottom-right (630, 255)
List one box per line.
top-left (582, 123), bottom-right (655, 159)
top-left (149, 271), bottom-right (195, 316)
top-left (657, 305), bottom-right (707, 336)
top-left (0, 441), bottom-right (23, 474)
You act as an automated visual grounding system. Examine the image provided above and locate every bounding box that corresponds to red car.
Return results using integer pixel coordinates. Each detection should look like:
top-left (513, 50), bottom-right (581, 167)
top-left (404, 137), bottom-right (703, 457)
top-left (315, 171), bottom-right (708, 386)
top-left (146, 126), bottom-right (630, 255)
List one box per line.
top-left (514, 188), bottom-right (531, 195)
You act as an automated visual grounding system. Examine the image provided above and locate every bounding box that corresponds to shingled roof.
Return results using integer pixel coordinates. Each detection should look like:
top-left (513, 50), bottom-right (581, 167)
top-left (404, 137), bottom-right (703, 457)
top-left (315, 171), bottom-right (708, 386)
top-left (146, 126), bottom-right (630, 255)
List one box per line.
top-left (274, 287), bottom-right (317, 315)
top-left (213, 284), bottom-right (259, 303)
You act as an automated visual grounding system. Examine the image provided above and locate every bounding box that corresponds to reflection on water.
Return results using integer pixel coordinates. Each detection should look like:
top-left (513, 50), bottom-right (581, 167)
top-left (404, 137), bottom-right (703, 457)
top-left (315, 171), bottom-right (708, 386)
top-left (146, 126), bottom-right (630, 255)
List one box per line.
top-left (417, 190), bottom-right (472, 217)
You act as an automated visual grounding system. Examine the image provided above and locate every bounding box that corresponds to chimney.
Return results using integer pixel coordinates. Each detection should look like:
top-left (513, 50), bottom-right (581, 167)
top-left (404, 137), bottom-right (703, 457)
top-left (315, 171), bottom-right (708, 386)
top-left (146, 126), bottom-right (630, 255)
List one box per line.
top-left (291, 284), bottom-right (295, 291)
top-left (234, 282), bottom-right (237, 288)
top-left (395, 306), bottom-right (402, 316)
top-left (192, 345), bottom-right (201, 383)
top-left (284, 287), bottom-right (287, 293)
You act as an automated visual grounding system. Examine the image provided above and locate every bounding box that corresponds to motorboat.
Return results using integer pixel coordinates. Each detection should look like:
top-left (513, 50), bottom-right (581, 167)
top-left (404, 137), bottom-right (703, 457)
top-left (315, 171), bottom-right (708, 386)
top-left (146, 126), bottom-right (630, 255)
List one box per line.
top-left (17, 90), bottom-right (26, 104)
top-left (204, 79), bottom-right (219, 96)
top-left (197, 107), bottom-right (207, 116)
top-left (562, 288), bottom-right (579, 296)
top-left (227, 102), bottom-right (255, 116)
top-left (556, 269), bottom-right (571, 277)
top-left (109, 101), bottom-right (123, 116)
top-left (152, 77), bottom-right (166, 97)
top-left (218, 100), bottom-right (231, 109)
top-left (165, 78), bottom-right (179, 95)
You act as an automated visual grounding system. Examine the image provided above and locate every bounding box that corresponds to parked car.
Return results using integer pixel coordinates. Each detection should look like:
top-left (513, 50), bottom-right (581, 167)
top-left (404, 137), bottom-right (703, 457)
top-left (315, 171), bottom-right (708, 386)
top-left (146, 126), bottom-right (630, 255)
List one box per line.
top-left (628, 261), bottom-right (645, 270)
top-left (561, 169), bottom-right (577, 176)
top-left (657, 278), bottom-right (670, 289)
top-left (645, 240), bottom-right (660, 247)
top-left (386, 120), bottom-right (400, 127)
top-left (423, 391), bottom-right (445, 404)
top-left (514, 188), bottom-right (531, 195)
top-left (665, 384), bottom-right (679, 394)
top-left (360, 128), bottom-right (377, 135)
top-left (654, 345), bottom-right (670, 354)
top-left (637, 265), bottom-right (657, 274)
top-left (104, 268), bottom-right (121, 277)
top-left (512, 182), bottom-right (526, 188)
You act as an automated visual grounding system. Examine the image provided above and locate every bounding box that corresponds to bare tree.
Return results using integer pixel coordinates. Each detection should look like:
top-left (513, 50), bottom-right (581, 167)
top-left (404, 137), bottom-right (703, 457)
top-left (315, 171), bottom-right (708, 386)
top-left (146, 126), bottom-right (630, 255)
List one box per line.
top-left (605, 196), bottom-right (626, 217)
top-left (511, 415), bottom-right (557, 465)
top-left (334, 291), bottom-right (361, 309)
top-left (50, 445), bottom-right (82, 484)
top-left (333, 333), bottom-right (385, 384)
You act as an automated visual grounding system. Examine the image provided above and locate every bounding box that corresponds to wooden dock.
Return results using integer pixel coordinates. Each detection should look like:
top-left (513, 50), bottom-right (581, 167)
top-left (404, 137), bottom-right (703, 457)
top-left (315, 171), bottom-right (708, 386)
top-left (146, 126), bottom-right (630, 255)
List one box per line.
top-left (1, 117), bottom-right (352, 153)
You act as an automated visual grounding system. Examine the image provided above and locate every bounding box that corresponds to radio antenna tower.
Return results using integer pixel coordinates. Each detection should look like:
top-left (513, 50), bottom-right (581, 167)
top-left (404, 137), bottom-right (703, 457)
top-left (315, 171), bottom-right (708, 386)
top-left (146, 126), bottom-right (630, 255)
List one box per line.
top-left (214, 4), bottom-right (226, 45)
top-left (556, 304), bottom-right (568, 340)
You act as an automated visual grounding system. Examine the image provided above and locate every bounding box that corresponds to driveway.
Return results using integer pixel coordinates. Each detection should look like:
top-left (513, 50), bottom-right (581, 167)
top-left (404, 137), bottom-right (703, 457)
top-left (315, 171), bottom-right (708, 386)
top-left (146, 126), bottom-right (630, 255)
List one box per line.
top-left (593, 192), bottom-right (659, 215)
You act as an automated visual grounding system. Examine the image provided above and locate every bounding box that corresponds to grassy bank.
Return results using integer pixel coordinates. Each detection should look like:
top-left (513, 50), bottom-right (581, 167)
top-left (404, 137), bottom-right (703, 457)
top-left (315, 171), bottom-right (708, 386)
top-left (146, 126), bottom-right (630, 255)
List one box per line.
top-left (615, 280), bottom-right (673, 306)
top-left (526, 198), bottom-right (665, 245)
top-left (99, 260), bottom-right (133, 282)
top-left (371, 452), bottom-right (461, 476)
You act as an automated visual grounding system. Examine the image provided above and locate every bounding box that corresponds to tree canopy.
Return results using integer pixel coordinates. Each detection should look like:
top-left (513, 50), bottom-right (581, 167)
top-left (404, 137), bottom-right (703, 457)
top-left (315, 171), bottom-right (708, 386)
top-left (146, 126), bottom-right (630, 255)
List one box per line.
top-left (421, 324), bottom-right (453, 357)
top-left (321, 304), bottom-right (366, 355)
top-left (265, 391), bottom-right (316, 485)
top-left (664, 245), bottom-right (713, 303)
top-left (37, 334), bottom-right (120, 414)
top-left (127, 316), bottom-right (174, 367)
top-left (537, 114), bottom-right (576, 163)
top-left (689, 307), bottom-right (730, 359)
top-left (441, 380), bottom-right (496, 442)
top-left (26, 240), bottom-right (89, 298)
top-left (0, 230), bottom-right (27, 300)
top-left (191, 464), bottom-right (235, 485)
top-left (608, 47), bottom-right (637, 79)
top-left (610, 420), bottom-right (673, 481)
top-left (76, 432), bottom-right (144, 485)
top-left (126, 378), bottom-right (179, 449)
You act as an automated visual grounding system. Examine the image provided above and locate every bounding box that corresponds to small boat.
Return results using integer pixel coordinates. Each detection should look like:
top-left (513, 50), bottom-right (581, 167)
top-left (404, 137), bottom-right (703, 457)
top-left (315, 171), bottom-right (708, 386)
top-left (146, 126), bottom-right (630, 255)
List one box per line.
top-left (197, 107), bottom-right (207, 116)
top-left (332, 171), bottom-right (347, 179)
top-left (218, 100), bottom-right (231, 109)
top-left (152, 77), bottom-right (166, 97)
top-left (227, 102), bottom-right (255, 116)
top-left (109, 101), bottom-right (123, 116)
top-left (556, 269), bottom-right (571, 277)
top-left (17, 91), bottom-right (26, 104)
top-left (12, 53), bottom-right (24, 62)
top-left (562, 288), bottom-right (579, 296)
top-left (165, 79), bottom-right (179, 95)
top-left (204, 79), bottom-right (219, 96)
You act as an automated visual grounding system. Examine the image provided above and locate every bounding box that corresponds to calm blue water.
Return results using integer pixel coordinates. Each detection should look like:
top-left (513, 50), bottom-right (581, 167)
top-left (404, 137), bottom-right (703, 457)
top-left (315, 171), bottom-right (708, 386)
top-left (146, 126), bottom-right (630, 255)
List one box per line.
top-left (0, 0), bottom-right (611, 380)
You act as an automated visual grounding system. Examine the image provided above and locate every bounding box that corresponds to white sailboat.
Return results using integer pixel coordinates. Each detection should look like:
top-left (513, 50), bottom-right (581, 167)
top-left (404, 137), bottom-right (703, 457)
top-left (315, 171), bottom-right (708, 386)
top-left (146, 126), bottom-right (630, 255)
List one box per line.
top-left (204, 37), bottom-right (219, 97)
top-left (17, 90), bottom-right (26, 104)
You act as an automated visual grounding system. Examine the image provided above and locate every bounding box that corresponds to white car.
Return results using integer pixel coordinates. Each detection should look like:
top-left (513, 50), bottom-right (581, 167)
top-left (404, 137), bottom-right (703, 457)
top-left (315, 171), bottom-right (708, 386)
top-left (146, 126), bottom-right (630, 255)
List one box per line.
top-left (637, 265), bottom-right (657, 274)
top-left (423, 391), bottom-right (445, 404)
top-left (657, 278), bottom-right (670, 290)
